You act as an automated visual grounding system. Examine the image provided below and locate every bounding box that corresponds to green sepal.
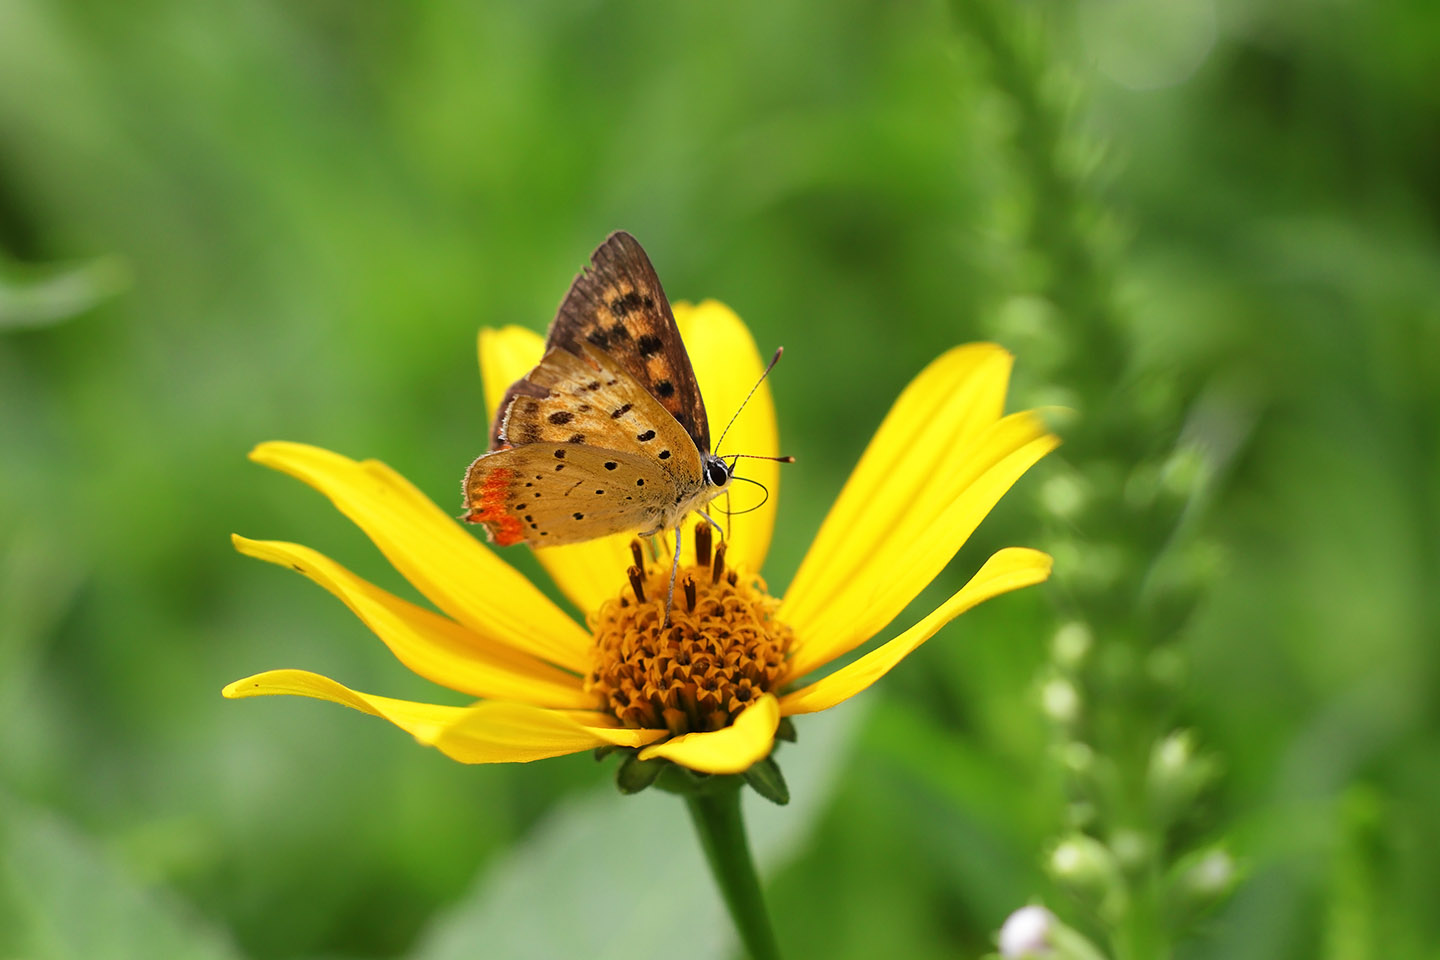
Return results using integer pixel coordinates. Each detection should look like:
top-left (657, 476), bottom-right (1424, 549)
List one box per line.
top-left (775, 717), bottom-right (798, 742)
top-left (593, 744), bottom-right (624, 762)
top-left (654, 763), bottom-right (719, 796)
top-left (743, 757), bottom-right (790, 805)
top-left (615, 753), bottom-right (666, 794)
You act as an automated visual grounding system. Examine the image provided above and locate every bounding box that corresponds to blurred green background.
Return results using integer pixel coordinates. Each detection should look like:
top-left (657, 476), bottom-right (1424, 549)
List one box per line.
top-left (2, 1), bottom-right (1437, 958)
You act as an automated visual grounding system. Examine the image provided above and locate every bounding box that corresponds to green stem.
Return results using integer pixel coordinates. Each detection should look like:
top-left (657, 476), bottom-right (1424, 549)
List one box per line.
top-left (684, 783), bottom-right (782, 960)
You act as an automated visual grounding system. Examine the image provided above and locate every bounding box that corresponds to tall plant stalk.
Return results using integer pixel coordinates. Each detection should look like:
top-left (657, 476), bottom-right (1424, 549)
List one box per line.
top-left (949, 2), bottom-right (1238, 957)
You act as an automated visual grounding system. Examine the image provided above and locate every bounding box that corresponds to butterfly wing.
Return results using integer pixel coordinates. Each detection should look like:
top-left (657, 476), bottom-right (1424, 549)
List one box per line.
top-left (495, 340), bottom-right (703, 472)
top-left (489, 231), bottom-right (709, 452)
top-left (464, 444), bottom-right (691, 547)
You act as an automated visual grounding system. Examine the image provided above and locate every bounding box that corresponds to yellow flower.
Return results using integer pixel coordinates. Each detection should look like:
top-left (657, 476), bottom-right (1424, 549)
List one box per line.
top-left (224, 301), bottom-right (1058, 775)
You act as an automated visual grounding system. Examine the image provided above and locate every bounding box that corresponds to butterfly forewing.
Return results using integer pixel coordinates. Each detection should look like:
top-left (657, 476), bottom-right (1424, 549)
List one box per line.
top-left (465, 445), bottom-right (682, 547)
top-left (540, 231), bottom-right (709, 452)
top-left (496, 342), bottom-right (703, 475)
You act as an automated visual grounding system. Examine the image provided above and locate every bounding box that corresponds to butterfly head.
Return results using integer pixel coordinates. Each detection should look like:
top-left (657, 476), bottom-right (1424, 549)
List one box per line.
top-left (702, 453), bottom-right (733, 491)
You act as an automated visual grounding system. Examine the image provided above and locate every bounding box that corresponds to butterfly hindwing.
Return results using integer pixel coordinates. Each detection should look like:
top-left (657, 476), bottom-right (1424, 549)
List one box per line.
top-left (545, 231), bottom-right (710, 452)
top-left (464, 445), bottom-right (688, 547)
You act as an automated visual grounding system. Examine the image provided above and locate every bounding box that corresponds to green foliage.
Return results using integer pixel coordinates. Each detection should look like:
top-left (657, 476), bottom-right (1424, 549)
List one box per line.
top-left (1, 1), bottom-right (1437, 958)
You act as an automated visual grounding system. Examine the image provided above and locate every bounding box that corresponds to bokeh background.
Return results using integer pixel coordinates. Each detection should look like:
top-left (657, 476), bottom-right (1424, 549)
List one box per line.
top-left (2, 1), bottom-right (1437, 958)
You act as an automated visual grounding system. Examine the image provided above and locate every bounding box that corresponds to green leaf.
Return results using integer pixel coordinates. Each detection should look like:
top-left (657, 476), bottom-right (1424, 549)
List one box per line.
top-left (0, 256), bottom-right (128, 331)
top-left (0, 794), bottom-right (243, 960)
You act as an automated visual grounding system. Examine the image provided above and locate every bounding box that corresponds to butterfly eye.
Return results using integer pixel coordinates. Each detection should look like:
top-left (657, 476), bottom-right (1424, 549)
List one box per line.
top-left (704, 457), bottom-right (731, 487)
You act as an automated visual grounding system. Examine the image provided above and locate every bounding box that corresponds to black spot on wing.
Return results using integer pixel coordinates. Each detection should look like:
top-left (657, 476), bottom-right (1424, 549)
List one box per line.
top-left (636, 429), bottom-right (656, 442)
top-left (654, 380), bottom-right (674, 398)
top-left (636, 335), bottom-right (663, 357)
top-left (610, 291), bottom-right (644, 317)
top-left (610, 403), bottom-right (632, 419)
top-left (604, 461), bottom-right (618, 470)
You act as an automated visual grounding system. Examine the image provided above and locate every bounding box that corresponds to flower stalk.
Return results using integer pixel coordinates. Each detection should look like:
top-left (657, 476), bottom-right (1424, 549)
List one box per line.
top-left (950, 1), bottom-right (1240, 956)
top-left (682, 779), bottom-right (783, 960)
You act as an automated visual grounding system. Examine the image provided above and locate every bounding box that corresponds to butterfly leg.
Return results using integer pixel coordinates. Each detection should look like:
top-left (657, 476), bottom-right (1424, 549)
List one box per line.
top-left (664, 524), bottom-right (683, 626)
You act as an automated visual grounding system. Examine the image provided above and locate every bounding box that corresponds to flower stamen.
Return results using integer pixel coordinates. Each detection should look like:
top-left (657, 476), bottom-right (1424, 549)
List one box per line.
top-left (627, 565), bottom-right (646, 603)
top-left (588, 524), bottom-right (793, 736)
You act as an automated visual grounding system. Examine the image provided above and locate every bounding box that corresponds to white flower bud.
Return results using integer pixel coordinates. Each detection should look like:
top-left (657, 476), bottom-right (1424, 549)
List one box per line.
top-left (1041, 473), bottom-right (1087, 520)
top-left (1048, 834), bottom-right (1125, 918)
top-left (1154, 730), bottom-right (1194, 776)
top-left (1109, 828), bottom-right (1150, 871)
top-left (1041, 678), bottom-right (1080, 724)
top-left (1169, 847), bottom-right (1237, 909)
top-left (1052, 621), bottom-right (1092, 668)
top-left (996, 904), bottom-right (1113, 960)
top-left (998, 905), bottom-right (1055, 957)
top-left (1146, 728), bottom-right (1218, 824)
top-left (1060, 741), bottom-right (1094, 775)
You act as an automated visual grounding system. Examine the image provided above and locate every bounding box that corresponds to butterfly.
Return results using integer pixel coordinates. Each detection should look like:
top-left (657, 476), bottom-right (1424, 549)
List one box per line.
top-left (463, 232), bottom-right (744, 559)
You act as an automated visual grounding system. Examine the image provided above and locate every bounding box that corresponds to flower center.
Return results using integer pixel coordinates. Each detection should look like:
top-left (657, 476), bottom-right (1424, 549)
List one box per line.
top-left (586, 522), bottom-right (792, 736)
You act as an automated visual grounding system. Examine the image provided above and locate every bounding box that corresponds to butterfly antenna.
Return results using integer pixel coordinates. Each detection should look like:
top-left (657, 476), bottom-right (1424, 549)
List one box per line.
top-left (714, 347), bottom-right (784, 455)
top-left (728, 453), bottom-right (796, 464)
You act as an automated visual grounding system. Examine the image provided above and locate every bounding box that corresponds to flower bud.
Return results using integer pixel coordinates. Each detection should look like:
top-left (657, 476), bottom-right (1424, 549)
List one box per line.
top-left (998, 905), bottom-right (1055, 957)
top-left (1146, 729), bottom-right (1219, 825)
top-left (1052, 621), bottom-right (1093, 670)
top-left (996, 904), bottom-right (1112, 960)
top-left (1041, 677), bottom-right (1081, 725)
top-left (1041, 473), bottom-right (1088, 520)
top-left (1047, 834), bottom-right (1123, 911)
top-left (1059, 741), bottom-right (1094, 776)
top-left (1108, 827), bottom-right (1151, 872)
top-left (1165, 846), bottom-right (1238, 923)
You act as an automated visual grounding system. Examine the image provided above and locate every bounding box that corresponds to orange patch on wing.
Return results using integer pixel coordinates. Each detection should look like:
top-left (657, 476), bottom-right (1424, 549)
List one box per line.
top-left (468, 467), bottom-right (525, 546)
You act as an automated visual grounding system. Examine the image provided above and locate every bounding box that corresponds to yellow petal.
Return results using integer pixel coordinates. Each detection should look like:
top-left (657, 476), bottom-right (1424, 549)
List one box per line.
top-left (784, 411), bottom-right (1058, 677)
top-left (674, 300), bottom-right (780, 575)
top-left (779, 548), bottom-right (1052, 715)
top-left (637, 693), bottom-right (781, 774)
top-left (479, 325), bottom-right (547, 426)
top-left (248, 442), bottom-right (590, 673)
top-left (477, 324), bottom-right (636, 612)
top-left (782, 343), bottom-right (1014, 630)
top-left (430, 701), bottom-right (666, 764)
top-left (233, 536), bottom-right (594, 709)
top-left (223, 669), bottom-right (665, 764)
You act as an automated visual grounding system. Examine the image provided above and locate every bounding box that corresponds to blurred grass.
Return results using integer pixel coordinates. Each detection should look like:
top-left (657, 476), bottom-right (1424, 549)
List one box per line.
top-left (1, 1), bottom-right (1437, 958)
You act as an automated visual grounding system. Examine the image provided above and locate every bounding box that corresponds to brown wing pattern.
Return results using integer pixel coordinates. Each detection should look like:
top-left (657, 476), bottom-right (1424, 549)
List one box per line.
top-left (495, 343), bottom-right (704, 483)
top-left (545, 231), bottom-right (709, 452)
